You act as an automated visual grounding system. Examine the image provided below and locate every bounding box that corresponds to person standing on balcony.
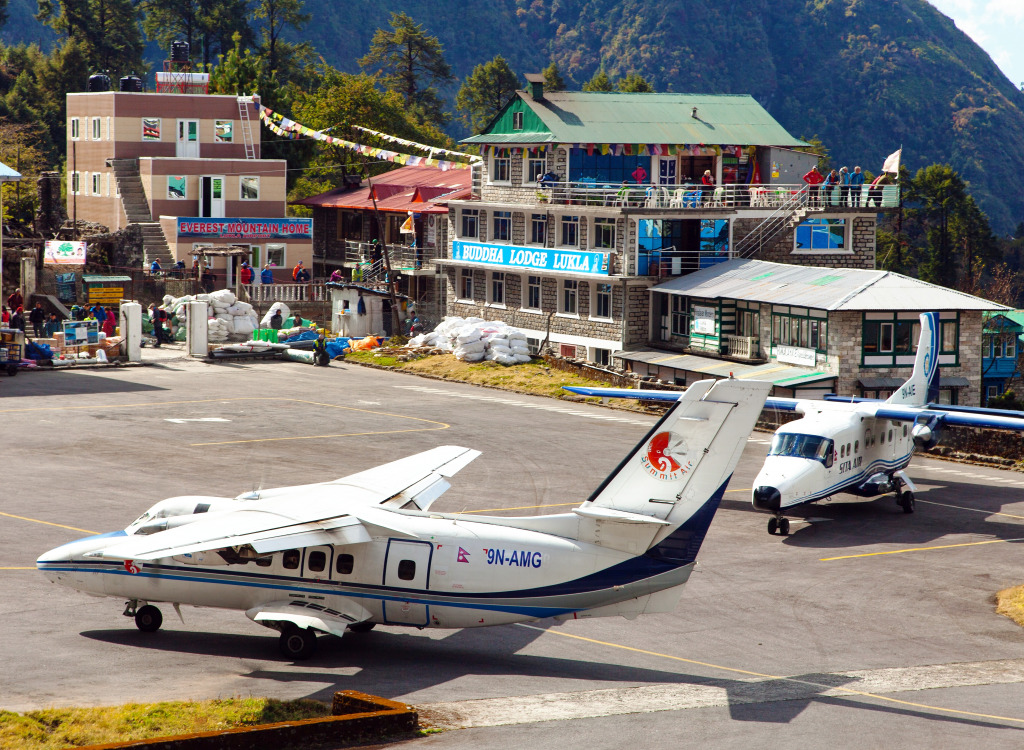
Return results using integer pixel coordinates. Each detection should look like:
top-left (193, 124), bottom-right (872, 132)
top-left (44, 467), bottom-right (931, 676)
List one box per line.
top-left (867, 172), bottom-right (889, 207)
top-left (632, 164), bottom-right (648, 184)
top-left (329, 268), bottom-right (344, 283)
top-left (239, 259), bottom-right (254, 286)
top-left (261, 263), bottom-right (274, 285)
top-left (849, 166), bottom-right (865, 207)
top-left (802, 166), bottom-right (824, 207)
top-left (838, 167), bottom-right (851, 206)
top-left (292, 260), bottom-right (310, 283)
top-left (823, 169), bottom-right (839, 206)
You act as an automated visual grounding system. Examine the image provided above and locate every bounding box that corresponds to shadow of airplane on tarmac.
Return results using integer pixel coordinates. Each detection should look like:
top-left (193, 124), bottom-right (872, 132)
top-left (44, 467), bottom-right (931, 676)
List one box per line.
top-left (81, 617), bottom-right (1024, 731)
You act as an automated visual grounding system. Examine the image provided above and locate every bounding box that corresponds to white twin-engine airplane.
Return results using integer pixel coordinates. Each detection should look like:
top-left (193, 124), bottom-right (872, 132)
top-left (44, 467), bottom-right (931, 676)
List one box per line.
top-left (566, 313), bottom-right (1024, 537)
top-left (37, 378), bottom-right (771, 660)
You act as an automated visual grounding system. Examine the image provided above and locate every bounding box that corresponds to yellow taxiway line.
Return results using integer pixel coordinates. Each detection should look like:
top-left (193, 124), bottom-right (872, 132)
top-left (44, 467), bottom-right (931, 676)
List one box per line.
top-left (821, 537), bottom-right (1024, 561)
top-left (519, 625), bottom-right (1024, 726)
top-left (0, 511), bottom-right (96, 535)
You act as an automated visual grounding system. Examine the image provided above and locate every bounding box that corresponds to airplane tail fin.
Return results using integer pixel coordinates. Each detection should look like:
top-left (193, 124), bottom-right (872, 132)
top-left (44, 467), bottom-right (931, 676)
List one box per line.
top-left (886, 312), bottom-right (940, 406)
top-left (576, 378), bottom-right (770, 558)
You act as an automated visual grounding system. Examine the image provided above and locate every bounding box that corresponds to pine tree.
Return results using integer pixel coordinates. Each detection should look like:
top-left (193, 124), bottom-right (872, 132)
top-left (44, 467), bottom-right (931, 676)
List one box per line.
top-left (541, 60), bottom-right (565, 92)
top-left (455, 55), bottom-right (519, 133)
top-left (358, 11), bottom-right (454, 126)
top-left (617, 72), bottom-right (653, 92)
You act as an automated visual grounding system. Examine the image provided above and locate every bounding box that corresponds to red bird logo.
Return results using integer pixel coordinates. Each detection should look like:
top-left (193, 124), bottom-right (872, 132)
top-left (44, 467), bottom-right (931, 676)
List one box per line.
top-left (646, 431), bottom-right (685, 473)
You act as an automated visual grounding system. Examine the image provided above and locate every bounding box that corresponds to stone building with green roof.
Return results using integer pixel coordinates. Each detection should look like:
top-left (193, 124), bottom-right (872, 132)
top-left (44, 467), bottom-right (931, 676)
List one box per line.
top-left (441, 76), bottom-right (900, 367)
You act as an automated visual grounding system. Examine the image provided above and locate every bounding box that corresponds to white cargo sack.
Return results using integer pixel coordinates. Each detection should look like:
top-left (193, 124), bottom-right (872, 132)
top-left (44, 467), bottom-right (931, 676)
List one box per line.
top-left (260, 302), bottom-right (291, 328)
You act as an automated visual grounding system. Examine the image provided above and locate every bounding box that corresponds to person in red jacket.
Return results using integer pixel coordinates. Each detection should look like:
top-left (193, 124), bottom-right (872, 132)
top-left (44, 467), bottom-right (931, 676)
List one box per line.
top-left (239, 260), bottom-right (254, 286)
top-left (803, 166), bottom-right (824, 207)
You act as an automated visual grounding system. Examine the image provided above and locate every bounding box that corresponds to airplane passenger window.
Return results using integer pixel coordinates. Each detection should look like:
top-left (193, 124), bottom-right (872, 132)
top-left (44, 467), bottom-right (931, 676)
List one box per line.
top-left (308, 551), bottom-right (327, 572)
top-left (254, 556), bottom-right (272, 567)
top-left (854, 440), bottom-right (859, 453)
top-left (283, 549), bottom-right (300, 569)
top-left (903, 426), bottom-right (908, 437)
top-left (889, 429), bottom-right (893, 442)
top-left (846, 443), bottom-right (851, 455)
top-left (337, 554), bottom-right (354, 575)
top-left (398, 559), bottom-right (416, 581)
top-left (840, 444), bottom-right (846, 458)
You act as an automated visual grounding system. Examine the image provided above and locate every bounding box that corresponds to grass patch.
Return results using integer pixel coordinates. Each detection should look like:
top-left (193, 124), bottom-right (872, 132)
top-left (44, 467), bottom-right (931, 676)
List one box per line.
top-left (345, 351), bottom-right (653, 406)
top-left (996, 584), bottom-right (1024, 627)
top-left (0, 697), bottom-right (330, 750)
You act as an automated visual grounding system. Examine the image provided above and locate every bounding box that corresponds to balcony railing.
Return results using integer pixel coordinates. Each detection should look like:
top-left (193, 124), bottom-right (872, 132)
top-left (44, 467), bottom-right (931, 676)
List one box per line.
top-left (341, 240), bottom-right (436, 271)
top-left (247, 283), bottom-right (330, 303)
top-left (528, 181), bottom-right (899, 209)
top-left (724, 334), bottom-right (761, 360)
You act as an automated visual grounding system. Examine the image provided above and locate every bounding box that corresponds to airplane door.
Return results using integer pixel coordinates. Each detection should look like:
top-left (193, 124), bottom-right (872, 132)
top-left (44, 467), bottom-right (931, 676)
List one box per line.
top-left (382, 539), bottom-right (432, 626)
top-left (199, 176), bottom-right (225, 218)
top-left (177, 119), bottom-right (199, 158)
top-left (303, 545), bottom-right (333, 582)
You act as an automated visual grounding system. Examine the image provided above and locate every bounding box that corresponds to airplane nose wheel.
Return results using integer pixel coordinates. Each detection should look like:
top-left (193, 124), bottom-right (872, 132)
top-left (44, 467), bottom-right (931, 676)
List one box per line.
top-left (767, 517), bottom-right (790, 536)
top-left (279, 625), bottom-right (317, 660)
top-left (897, 491), bottom-right (915, 514)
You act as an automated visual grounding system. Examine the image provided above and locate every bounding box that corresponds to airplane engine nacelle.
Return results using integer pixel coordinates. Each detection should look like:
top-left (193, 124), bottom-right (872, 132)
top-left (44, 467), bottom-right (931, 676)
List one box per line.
top-left (857, 472), bottom-right (893, 496)
top-left (911, 422), bottom-right (942, 449)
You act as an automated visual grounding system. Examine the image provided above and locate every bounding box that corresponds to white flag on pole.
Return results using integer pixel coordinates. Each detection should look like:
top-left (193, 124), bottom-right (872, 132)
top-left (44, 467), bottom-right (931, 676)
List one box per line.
top-left (882, 148), bottom-right (902, 174)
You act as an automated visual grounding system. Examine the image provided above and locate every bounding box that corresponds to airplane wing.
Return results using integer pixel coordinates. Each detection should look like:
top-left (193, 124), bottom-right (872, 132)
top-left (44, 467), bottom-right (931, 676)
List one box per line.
top-left (246, 598), bottom-right (373, 637)
top-left (562, 386), bottom-right (801, 412)
top-left (870, 403), bottom-right (1024, 431)
top-left (331, 445), bottom-right (481, 510)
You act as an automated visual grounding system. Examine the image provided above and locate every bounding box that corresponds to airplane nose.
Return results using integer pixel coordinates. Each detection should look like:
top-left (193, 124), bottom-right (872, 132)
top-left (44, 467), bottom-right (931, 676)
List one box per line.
top-left (752, 486), bottom-right (781, 512)
top-left (36, 544), bottom-right (72, 582)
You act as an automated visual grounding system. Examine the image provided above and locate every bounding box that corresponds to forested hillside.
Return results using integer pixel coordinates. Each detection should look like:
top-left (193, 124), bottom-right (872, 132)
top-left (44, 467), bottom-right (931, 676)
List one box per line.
top-left (1, 0), bottom-right (1022, 232)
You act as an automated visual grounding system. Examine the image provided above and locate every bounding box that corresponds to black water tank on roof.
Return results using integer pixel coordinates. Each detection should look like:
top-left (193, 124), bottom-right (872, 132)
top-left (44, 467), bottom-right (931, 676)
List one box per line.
top-left (119, 75), bottom-right (143, 92)
top-left (170, 41), bottom-right (190, 63)
top-left (88, 74), bottom-right (111, 92)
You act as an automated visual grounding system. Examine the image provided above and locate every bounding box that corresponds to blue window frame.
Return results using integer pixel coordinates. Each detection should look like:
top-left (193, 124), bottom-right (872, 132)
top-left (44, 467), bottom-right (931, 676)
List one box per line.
top-left (569, 148), bottom-right (651, 184)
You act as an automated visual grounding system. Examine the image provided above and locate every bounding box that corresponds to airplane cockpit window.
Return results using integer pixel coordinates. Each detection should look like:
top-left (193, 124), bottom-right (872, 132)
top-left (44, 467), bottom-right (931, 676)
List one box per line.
top-left (769, 433), bottom-right (833, 465)
top-left (283, 549), bottom-right (300, 569)
top-left (398, 559), bottom-right (416, 580)
top-left (308, 551), bottom-right (327, 572)
top-left (337, 554), bottom-right (354, 575)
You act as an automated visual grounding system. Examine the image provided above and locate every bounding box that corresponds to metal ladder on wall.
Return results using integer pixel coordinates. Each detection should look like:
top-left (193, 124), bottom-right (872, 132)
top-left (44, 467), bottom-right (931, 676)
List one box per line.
top-left (237, 96), bottom-right (257, 160)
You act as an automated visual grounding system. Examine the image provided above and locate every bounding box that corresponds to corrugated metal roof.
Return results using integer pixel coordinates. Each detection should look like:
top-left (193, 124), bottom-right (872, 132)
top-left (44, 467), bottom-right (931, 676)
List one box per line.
top-left (652, 259), bottom-right (1009, 312)
top-left (612, 348), bottom-right (835, 387)
top-left (462, 92), bottom-right (807, 147)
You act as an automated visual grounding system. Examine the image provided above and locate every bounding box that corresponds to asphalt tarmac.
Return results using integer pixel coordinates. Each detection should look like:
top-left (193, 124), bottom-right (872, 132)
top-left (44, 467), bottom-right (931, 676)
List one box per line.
top-left (3, 351), bottom-right (1024, 748)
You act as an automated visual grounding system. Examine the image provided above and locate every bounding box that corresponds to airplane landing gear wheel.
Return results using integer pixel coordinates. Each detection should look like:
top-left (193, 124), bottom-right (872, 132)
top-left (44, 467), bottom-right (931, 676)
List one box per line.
top-left (135, 605), bottom-right (163, 632)
top-left (347, 621), bottom-right (376, 633)
top-left (778, 517), bottom-right (791, 536)
top-left (279, 625), bottom-right (317, 660)
top-left (767, 517), bottom-right (778, 535)
top-left (899, 491), bottom-right (915, 514)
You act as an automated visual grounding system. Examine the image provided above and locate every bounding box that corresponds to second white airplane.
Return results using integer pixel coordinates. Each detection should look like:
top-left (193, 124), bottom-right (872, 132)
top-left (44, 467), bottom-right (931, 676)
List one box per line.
top-left (566, 313), bottom-right (1024, 536)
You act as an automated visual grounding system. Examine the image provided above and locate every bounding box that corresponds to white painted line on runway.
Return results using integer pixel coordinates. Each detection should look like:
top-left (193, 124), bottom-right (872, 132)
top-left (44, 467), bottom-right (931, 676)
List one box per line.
top-left (420, 657), bottom-right (1024, 729)
top-left (393, 385), bottom-right (654, 426)
top-left (165, 417), bottom-right (231, 424)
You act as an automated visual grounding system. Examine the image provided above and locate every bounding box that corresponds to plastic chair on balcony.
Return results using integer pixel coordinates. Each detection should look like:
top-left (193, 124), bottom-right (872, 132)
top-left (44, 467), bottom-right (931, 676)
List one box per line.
top-left (613, 182), bottom-right (632, 206)
top-left (669, 188), bottom-right (686, 208)
top-left (711, 186), bottom-right (725, 207)
top-left (644, 186), bottom-right (659, 208)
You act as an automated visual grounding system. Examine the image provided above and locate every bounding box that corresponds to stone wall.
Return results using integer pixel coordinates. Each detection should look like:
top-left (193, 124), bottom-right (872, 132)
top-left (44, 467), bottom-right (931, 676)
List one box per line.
top-left (829, 310), bottom-right (982, 405)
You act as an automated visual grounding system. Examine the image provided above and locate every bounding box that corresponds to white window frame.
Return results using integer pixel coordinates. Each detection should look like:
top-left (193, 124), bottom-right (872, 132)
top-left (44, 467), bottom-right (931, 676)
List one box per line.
top-left (592, 217), bottom-right (616, 250)
top-left (488, 271), bottom-right (506, 307)
top-left (1007, 337), bottom-right (1017, 359)
top-left (525, 155), bottom-right (545, 183)
top-left (240, 175), bottom-right (260, 201)
top-left (591, 282), bottom-right (613, 321)
top-left (524, 275), bottom-right (541, 311)
top-left (492, 210), bottom-right (512, 243)
top-left (559, 279), bottom-right (579, 316)
top-left (460, 208), bottom-right (479, 238)
top-left (490, 154), bottom-right (511, 184)
top-left (512, 111), bottom-right (524, 130)
top-left (70, 117), bottom-right (80, 140)
top-left (91, 172), bottom-right (101, 195)
top-left (70, 171), bottom-right (80, 194)
top-left (529, 213), bottom-right (546, 246)
top-left (591, 347), bottom-right (611, 366)
top-left (91, 116), bottom-right (101, 140)
top-left (559, 215), bottom-right (579, 248)
top-left (792, 217), bottom-right (852, 255)
top-left (460, 268), bottom-right (474, 301)
top-left (265, 243), bottom-right (286, 267)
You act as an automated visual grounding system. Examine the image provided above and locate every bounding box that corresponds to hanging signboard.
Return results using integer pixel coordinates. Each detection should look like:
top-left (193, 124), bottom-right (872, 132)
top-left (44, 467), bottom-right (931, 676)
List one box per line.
top-left (44, 240), bottom-right (87, 265)
top-left (451, 241), bottom-right (610, 276)
top-left (775, 345), bottom-right (817, 367)
top-left (691, 305), bottom-right (717, 335)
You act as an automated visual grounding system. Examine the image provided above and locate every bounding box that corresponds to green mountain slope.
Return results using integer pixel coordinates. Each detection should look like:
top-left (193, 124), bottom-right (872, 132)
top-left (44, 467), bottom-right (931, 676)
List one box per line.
top-left (3, 0), bottom-right (1022, 231)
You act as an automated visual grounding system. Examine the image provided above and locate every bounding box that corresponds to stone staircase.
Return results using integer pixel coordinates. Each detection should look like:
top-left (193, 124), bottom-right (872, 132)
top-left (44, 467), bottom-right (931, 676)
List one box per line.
top-left (109, 158), bottom-right (173, 267)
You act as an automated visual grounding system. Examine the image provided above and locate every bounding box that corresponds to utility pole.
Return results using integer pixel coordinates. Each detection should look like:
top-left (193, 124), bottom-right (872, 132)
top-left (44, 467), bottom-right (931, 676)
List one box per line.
top-left (362, 159), bottom-right (403, 336)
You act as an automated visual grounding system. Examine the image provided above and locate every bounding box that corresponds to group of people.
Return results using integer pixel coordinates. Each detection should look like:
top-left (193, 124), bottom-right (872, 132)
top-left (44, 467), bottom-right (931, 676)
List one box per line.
top-left (803, 165), bottom-right (891, 208)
